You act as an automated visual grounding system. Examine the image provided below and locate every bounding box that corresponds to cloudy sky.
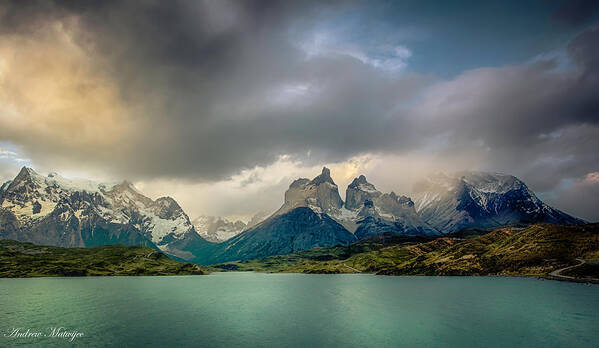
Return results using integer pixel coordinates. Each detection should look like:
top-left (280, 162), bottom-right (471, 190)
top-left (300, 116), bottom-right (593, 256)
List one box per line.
top-left (0, 0), bottom-right (598, 222)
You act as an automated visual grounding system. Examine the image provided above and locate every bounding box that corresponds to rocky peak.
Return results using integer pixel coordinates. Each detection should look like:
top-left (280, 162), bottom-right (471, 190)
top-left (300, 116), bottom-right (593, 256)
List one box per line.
top-left (345, 175), bottom-right (381, 210)
top-left (7, 167), bottom-right (37, 189)
top-left (153, 197), bottom-right (185, 219)
top-left (310, 167), bottom-right (336, 186)
top-left (348, 175), bottom-right (368, 188)
top-left (3, 167), bottom-right (43, 204)
top-left (278, 167), bottom-right (343, 216)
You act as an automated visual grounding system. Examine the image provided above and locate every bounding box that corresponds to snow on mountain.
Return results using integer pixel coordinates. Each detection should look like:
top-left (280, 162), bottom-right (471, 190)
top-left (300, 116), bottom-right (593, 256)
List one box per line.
top-left (192, 215), bottom-right (246, 242)
top-left (246, 211), bottom-right (270, 229)
top-left (0, 167), bottom-right (206, 259)
top-left (340, 175), bottom-right (439, 237)
top-left (268, 168), bottom-right (438, 238)
top-left (412, 171), bottom-right (585, 233)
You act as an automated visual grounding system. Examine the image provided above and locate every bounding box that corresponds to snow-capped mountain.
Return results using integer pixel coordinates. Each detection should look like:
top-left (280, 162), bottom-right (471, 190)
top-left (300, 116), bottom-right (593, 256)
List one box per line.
top-left (0, 167), bottom-right (209, 259)
top-left (343, 175), bottom-right (439, 238)
top-left (192, 215), bottom-right (246, 242)
top-left (412, 171), bottom-right (584, 233)
top-left (0, 166), bottom-right (586, 265)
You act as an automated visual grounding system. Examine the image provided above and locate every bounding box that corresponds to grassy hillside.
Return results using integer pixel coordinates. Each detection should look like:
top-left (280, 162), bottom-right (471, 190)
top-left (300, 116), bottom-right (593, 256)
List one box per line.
top-left (0, 240), bottom-right (206, 277)
top-left (211, 224), bottom-right (599, 279)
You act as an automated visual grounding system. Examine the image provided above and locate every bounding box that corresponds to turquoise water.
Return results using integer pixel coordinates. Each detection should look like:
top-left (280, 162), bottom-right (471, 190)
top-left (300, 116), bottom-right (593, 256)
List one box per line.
top-left (0, 274), bottom-right (598, 347)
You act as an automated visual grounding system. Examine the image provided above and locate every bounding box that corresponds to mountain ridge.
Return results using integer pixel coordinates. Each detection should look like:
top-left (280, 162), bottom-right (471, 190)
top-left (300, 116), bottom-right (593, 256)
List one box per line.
top-left (0, 166), bottom-right (586, 265)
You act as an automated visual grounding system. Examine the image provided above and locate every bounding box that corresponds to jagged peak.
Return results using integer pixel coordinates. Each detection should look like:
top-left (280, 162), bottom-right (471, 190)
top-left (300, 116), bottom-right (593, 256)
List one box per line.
top-left (310, 167), bottom-right (336, 186)
top-left (349, 174), bottom-right (368, 187)
top-left (14, 166), bottom-right (37, 181)
top-left (5, 166), bottom-right (40, 192)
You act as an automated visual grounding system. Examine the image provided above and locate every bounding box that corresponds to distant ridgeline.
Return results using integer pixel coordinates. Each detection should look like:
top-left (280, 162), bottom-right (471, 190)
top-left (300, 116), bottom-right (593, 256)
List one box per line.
top-left (0, 166), bottom-right (585, 265)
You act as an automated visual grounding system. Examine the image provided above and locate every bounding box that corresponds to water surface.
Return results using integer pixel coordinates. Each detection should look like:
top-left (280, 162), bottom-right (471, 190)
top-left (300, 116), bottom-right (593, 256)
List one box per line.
top-left (1, 274), bottom-right (598, 347)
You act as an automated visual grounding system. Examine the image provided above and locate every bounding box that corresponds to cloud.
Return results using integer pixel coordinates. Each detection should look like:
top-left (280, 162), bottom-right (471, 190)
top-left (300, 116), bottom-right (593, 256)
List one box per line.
top-left (408, 26), bottom-right (599, 193)
top-left (544, 172), bottom-right (599, 222)
top-left (0, 0), bottom-right (430, 182)
top-left (299, 31), bottom-right (413, 72)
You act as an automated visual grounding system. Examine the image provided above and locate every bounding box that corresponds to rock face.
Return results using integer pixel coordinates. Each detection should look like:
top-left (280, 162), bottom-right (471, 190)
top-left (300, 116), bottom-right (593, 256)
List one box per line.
top-left (340, 175), bottom-right (439, 238)
top-left (192, 216), bottom-right (247, 242)
top-left (412, 171), bottom-right (585, 233)
top-left (275, 167), bottom-right (343, 216)
top-left (0, 167), bottom-right (210, 260)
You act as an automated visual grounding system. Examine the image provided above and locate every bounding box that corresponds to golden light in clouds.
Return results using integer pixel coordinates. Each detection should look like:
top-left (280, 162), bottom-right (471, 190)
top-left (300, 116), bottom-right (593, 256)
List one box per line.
top-left (0, 17), bottom-right (135, 156)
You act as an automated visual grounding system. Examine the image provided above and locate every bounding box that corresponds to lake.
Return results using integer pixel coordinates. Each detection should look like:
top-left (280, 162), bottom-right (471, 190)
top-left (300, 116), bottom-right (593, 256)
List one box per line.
top-left (1, 273), bottom-right (598, 347)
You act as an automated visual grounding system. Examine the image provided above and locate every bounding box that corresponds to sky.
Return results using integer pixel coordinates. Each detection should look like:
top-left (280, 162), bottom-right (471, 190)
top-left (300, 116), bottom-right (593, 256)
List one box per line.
top-left (0, 0), bottom-right (598, 222)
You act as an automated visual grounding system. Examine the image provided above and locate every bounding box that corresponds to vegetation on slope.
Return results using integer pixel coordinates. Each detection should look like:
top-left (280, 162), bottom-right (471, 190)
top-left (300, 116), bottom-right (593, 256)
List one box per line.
top-left (211, 224), bottom-right (599, 279)
top-left (0, 240), bottom-right (206, 277)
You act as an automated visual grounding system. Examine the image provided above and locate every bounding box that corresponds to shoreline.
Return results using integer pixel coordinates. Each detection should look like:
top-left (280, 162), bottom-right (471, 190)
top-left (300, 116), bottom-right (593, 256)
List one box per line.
top-left (2, 272), bottom-right (598, 284)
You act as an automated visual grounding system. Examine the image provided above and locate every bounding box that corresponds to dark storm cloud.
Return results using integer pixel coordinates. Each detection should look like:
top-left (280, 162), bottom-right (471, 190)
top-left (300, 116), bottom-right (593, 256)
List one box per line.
top-left (409, 25), bottom-right (599, 195)
top-left (0, 0), bottom-right (430, 181)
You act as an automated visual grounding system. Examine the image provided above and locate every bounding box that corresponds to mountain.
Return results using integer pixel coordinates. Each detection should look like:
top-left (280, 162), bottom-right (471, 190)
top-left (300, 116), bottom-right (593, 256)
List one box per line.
top-left (412, 172), bottom-right (584, 233)
top-left (192, 210), bottom-right (271, 243)
top-left (193, 215), bottom-right (246, 242)
top-left (246, 211), bottom-right (270, 229)
top-left (196, 167), bottom-right (440, 264)
top-left (198, 207), bottom-right (356, 264)
top-left (341, 175), bottom-right (439, 238)
top-left (274, 167), bottom-right (344, 216)
top-left (0, 167), bottom-right (210, 260)
top-left (1, 167), bottom-right (585, 266)
top-left (272, 168), bottom-right (437, 238)
top-left (193, 168), bottom-right (356, 264)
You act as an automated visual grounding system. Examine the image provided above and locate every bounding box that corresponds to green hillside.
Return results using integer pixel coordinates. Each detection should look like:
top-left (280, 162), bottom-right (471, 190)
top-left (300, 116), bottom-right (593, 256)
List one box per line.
top-left (0, 240), bottom-right (206, 277)
top-left (211, 224), bottom-right (599, 280)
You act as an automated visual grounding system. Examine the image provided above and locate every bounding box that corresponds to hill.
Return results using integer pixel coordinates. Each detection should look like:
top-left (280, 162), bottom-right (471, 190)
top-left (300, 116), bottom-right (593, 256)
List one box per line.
top-left (0, 240), bottom-right (206, 277)
top-left (211, 224), bottom-right (599, 281)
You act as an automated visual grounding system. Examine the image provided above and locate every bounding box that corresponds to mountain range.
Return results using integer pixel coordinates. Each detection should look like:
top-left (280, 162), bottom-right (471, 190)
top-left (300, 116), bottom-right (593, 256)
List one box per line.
top-left (192, 211), bottom-right (269, 242)
top-left (0, 167), bottom-right (210, 261)
top-left (0, 166), bottom-right (584, 264)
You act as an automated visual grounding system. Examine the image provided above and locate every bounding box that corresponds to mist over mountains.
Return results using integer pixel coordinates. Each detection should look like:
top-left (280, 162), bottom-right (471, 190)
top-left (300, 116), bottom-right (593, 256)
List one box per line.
top-left (0, 166), bottom-right (584, 264)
